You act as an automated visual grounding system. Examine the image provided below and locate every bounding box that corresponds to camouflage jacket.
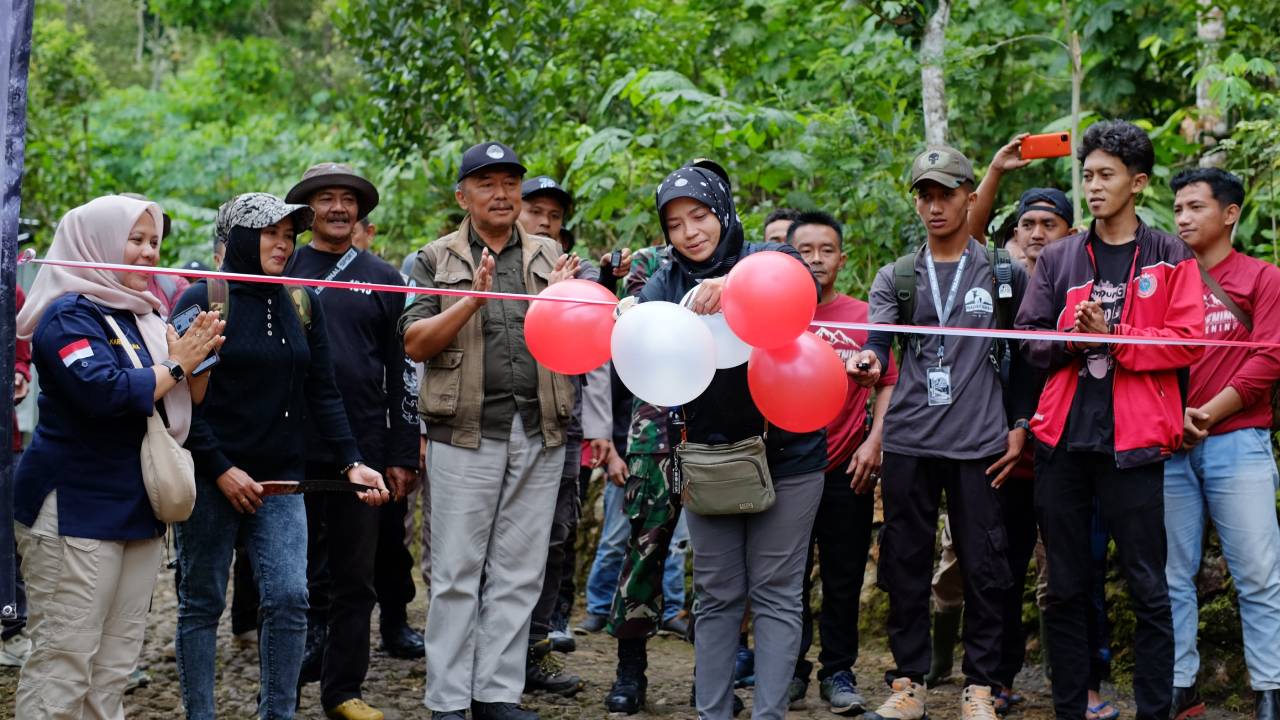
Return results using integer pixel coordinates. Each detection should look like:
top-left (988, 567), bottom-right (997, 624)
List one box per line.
top-left (626, 246), bottom-right (671, 456)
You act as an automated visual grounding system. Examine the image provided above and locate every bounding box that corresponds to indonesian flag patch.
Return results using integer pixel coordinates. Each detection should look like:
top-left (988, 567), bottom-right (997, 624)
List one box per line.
top-left (59, 339), bottom-right (94, 366)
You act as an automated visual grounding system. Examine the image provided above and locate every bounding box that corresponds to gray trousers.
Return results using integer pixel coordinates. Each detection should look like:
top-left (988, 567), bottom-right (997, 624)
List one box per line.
top-left (686, 470), bottom-right (824, 720)
top-left (422, 415), bottom-right (566, 711)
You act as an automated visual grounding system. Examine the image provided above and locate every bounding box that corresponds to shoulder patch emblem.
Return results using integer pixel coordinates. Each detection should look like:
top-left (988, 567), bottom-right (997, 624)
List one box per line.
top-left (1136, 272), bottom-right (1158, 298)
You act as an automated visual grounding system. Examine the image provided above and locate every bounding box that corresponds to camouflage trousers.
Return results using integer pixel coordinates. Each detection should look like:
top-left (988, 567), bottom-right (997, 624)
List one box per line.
top-left (607, 454), bottom-right (683, 640)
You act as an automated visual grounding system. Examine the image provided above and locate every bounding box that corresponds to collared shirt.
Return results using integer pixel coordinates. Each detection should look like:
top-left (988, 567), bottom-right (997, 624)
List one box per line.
top-left (467, 226), bottom-right (542, 439)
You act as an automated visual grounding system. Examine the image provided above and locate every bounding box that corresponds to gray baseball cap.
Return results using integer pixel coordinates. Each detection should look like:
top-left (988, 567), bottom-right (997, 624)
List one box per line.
top-left (909, 146), bottom-right (975, 189)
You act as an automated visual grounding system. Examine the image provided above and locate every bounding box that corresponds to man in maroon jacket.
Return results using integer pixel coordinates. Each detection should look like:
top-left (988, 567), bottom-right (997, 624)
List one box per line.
top-left (1015, 120), bottom-right (1204, 720)
top-left (1164, 167), bottom-right (1280, 720)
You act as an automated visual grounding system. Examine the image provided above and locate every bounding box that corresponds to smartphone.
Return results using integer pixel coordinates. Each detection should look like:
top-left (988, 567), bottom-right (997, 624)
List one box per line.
top-left (170, 305), bottom-right (220, 376)
top-left (610, 249), bottom-right (623, 268)
top-left (855, 361), bottom-right (872, 371)
top-left (1021, 132), bottom-right (1072, 160)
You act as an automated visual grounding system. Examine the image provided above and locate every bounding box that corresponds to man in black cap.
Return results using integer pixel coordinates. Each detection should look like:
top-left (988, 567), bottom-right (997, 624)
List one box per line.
top-left (286, 162), bottom-right (421, 720)
top-left (517, 177), bottom-right (620, 686)
top-left (401, 142), bottom-right (580, 720)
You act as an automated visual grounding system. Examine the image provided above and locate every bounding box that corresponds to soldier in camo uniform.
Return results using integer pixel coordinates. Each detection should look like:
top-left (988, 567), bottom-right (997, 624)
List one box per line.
top-left (602, 245), bottom-right (692, 714)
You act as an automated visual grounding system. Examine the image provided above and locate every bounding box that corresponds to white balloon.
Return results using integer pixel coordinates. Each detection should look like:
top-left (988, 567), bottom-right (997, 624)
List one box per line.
top-left (679, 286), bottom-right (752, 369)
top-left (612, 301), bottom-right (717, 407)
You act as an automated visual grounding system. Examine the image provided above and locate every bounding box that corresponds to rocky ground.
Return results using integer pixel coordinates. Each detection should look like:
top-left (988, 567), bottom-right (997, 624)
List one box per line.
top-left (0, 562), bottom-right (1251, 720)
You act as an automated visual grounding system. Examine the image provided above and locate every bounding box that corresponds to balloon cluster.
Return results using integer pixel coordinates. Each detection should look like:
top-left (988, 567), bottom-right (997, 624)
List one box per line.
top-left (524, 252), bottom-right (847, 433)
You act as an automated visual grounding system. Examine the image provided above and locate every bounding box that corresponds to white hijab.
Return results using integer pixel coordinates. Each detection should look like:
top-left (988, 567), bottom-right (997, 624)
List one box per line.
top-left (17, 195), bottom-right (192, 443)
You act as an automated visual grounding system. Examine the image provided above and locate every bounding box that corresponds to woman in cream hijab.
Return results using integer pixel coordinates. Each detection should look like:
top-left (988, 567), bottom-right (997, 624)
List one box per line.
top-left (13, 194), bottom-right (222, 720)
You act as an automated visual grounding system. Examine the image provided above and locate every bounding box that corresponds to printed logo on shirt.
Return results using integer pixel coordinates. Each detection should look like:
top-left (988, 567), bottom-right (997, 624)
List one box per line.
top-left (1136, 272), bottom-right (1157, 299)
top-left (59, 339), bottom-right (94, 366)
top-left (964, 287), bottom-right (993, 316)
top-left (811, 326), bottom-right (861, 361)
top-left (108, 338), bottom-right (142, 349)
top-left (1091, 279), bottom-right (1127, 325)
top-left (345, 280), bottom-right (374, 296)
top-left (1203, 290), bottom-right (1241, 336)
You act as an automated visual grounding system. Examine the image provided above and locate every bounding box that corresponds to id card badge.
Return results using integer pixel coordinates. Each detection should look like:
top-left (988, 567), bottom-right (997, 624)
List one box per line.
top-left (927, 365), bottom-right (954, 406)
top-left (998, 283), bottom-right (1013, 299)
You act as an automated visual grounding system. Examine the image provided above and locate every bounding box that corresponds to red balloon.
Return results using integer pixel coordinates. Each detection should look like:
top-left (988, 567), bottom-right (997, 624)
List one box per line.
top-left (525, 279), bottom-right (617, 374)
top-left (722, 251), bottom-right (817, 349)
top-left (747, 331), bottom-right (848, 433)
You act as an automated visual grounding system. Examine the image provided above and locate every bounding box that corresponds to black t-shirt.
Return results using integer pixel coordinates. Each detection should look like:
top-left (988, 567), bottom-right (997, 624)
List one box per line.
top-left (1065, 238), bottom-right (1136, 453)
top-left (288, 245), bottom-right (420, 470)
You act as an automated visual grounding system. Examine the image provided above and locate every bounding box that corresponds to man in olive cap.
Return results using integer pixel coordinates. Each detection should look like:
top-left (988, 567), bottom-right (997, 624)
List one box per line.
top-left (286, 163), bottom-right (422, 720)
top-left (401, 142), bottom-right (580, 720)
top-left (849, 145), bottom-right (1036, 720)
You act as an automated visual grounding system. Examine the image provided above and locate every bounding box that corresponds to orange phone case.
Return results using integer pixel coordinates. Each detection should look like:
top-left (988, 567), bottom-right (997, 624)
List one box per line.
top-left (1021, 132), bottom-right (1072, 160)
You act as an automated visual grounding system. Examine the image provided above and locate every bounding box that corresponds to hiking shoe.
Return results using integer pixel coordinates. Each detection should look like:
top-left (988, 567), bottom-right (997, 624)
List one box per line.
top-left (472, 701), bottom-right (538, 720)
top-left (961, 685), bottom-right (998, 720)
top-left (733, 645), bottom-right (755, 688)
top-left (865, 677), bottom-right (926, 720)
top-left (821, 671), bottom-right (866, 715)
top-left (525, 642), bottom-right (583, 696)
top-left (325, 698), bottom-right (385, 720)
top-left (0, 631), bottom-right (32, 667)
top-left (1173, 685), bottom-right (1206, 720)
top-left (124, 668), bottom-right (151, 694)
top-left (788, 675), bottom-right (809, 709)
top-left (548, 628), bottom-right (576, 654)
top-left (659, 614), bottom-right (690, 639)
top-left (574, 614), bottom-right (607, 634)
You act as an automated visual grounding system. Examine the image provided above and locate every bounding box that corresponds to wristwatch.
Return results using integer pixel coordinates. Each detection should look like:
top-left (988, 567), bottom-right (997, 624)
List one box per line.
top-left (161, 360), bottom-right (185, 382)
top-left (1013, 418), bottom-right (1032, 434)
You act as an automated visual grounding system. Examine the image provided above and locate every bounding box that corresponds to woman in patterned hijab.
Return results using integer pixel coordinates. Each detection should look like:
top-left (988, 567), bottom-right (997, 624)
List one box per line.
top-left (614, 164), bottom-right (825, 720)
top-left (169, 193), bottom-right (388, 720)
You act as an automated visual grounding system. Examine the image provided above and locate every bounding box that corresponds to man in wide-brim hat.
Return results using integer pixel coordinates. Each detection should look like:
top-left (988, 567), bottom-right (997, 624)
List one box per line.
top-left (285, 162), bottom-right (422, 720)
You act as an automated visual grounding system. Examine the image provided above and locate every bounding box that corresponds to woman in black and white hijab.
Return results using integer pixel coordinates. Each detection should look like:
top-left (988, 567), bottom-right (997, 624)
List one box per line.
top-left (619, 164), bottom-right (825, 720)
top-left (170, 193), bottom-right (388, 720)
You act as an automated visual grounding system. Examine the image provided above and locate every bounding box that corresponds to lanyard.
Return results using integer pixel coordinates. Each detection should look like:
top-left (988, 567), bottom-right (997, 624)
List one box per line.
top-left (924, 247), bottom-right (968, 362)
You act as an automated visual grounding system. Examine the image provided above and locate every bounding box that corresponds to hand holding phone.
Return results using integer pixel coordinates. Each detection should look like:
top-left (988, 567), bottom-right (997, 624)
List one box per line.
top-left (170, 305), bottom-right (221, 376)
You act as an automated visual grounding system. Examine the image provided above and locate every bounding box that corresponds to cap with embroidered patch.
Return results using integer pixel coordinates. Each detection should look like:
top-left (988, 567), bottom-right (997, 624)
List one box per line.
top-left (457, 141), bottom-right (527, 183)
top-left (909, 146), bottom-right (975, 189)
top-left (521, 176), bottom-right (572, 213)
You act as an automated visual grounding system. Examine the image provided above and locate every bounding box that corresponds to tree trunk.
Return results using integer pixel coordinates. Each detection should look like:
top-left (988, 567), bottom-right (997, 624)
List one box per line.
top-left (920, 0), bottom-right (952, 146)
top-left (1195, 0), bottom-right (1227, 166)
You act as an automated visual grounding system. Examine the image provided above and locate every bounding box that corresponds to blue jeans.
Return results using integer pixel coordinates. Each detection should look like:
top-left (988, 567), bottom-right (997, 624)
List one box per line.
top-left (175, 486), bottom-right (309, 719)
top-left (585, 482), bottom-right (688, 619)
top-left (1165, 427), bottom-right (1280, 691)
top-left (585, 481), bottom-right (629, 617)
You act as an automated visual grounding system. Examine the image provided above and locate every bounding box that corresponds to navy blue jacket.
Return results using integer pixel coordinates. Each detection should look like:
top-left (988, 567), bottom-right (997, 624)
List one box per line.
top-left (15, 294), bottom-right (165, 540)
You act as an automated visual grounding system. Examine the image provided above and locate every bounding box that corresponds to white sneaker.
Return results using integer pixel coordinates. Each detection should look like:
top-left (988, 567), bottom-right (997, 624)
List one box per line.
top-left (0, 631), bottom-right (32, 667)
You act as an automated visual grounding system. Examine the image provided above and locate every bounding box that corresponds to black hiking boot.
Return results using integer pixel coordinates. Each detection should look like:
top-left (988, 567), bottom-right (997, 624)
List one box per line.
top-left (605, 639), bottom-right (647, 714)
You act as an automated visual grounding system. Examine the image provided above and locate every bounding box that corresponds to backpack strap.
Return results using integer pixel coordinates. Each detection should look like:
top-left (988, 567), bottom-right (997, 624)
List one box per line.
top-left (286, 286), bottom-right (312, 330)
top-left (893, 246), bottom-right (922, 355)
top-left (989, 245), bottom-right (1015, 330)
top-left (207, 278), bottom-right (229, 322)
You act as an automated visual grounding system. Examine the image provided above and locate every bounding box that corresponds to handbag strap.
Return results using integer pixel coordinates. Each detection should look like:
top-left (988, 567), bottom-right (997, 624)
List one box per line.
top-left (104, 314), bottom-right (171, 430)
top-left (1200, 266), bottom-right (1253, 332)
top-left (102, 314), bottom-right (146, 369)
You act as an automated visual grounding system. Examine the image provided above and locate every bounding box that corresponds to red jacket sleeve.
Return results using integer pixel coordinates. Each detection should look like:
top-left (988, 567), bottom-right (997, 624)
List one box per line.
top-left (16, 286), bottom-right (31, 380)
top-left (1111, 257), bottom-right (1205, 372)
top-left (1229, 263), bottom-right (1280, 407)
